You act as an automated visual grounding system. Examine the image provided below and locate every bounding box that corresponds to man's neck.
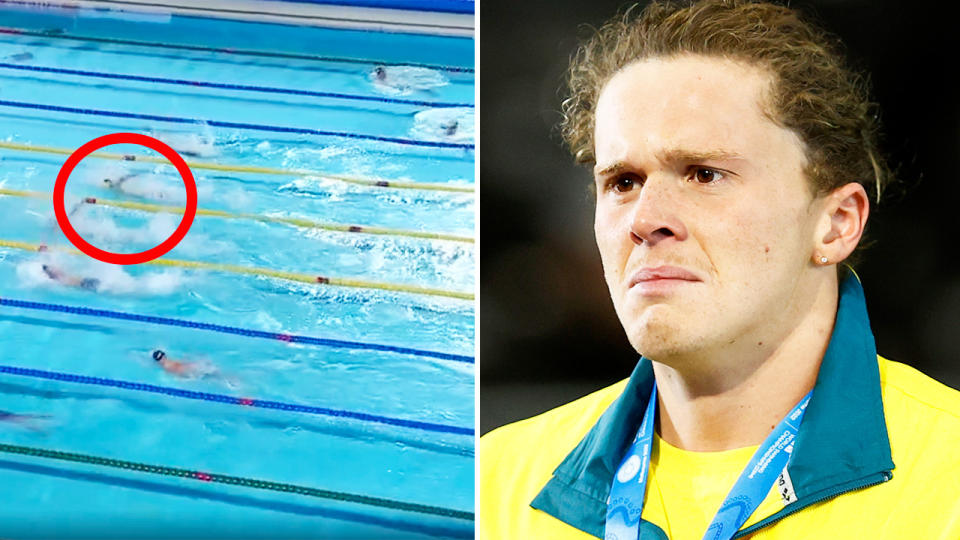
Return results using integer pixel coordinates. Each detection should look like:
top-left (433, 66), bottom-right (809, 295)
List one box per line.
top-left (652, 274), bottom-right (838, 452)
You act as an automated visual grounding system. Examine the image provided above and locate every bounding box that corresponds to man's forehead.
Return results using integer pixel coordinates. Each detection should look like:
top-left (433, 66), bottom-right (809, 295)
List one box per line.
top-left (592, 56), bottom-right (791, 174)
top-left (597, 54), bottom-right (774, 110)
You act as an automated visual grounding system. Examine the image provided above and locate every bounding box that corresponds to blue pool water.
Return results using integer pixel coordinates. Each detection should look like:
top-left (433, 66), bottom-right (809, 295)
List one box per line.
top-left (0, 5), bottom-right (474, 539)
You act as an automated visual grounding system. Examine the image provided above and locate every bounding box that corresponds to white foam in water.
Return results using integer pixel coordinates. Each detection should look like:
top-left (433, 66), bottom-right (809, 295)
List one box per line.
top-left (409, 107), bottom-right (474, 143)
top-left (369, 65), bottom-right (449, 96)
top-left (16, 257), bottom-right (185, 296)
top-left (65, 207), bottom-right (233, 258)
top-left (281, 176), bottom-right (349, 200)
top-left (215, 185), bottom-right (253, 210)
top-left (76, 162), bottom-right (238, 207)
top-left (93, 263), bottom-right (185, 295)
top-left (67, 209), bottom-right (172, 246)
top-left (153, 127), bottom-right (218, 158)
top-left (76, 162), bottom-right (183, 203)
top-left (253, 310), bottom-right (283, 332)
top-left (255, 141), bottom-right (272, 154)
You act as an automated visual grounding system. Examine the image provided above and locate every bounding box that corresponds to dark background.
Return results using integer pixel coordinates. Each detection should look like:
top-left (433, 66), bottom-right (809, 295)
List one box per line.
top-left (480, 0), bottom-right (960, 434)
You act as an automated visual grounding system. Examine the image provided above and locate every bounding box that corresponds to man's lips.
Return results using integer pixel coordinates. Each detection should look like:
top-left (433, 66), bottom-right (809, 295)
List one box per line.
top-left (629, 266), bottom-right (702, 287)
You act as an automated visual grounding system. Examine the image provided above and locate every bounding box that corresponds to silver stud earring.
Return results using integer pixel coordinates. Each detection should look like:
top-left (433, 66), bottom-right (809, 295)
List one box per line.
top-left (819, 256), bottom-right (828, 264)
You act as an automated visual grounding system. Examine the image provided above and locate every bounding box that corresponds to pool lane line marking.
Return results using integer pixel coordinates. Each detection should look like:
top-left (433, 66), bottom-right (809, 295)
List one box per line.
top-left (0, 239), bottom-right (475, 301)
top-left (0, 140), bottom-right (475, 193)
top-left (0, 297), bottom-right (474, 363)
top-left (0, 461), bottom-right (472, 539)
top-left (0, 443), bottom-right (475, 520)
top-left (0, 188), bottom-right (474, 244)
top-left (0, 62), bottom-right (474, 109)
top-left (0, 32), bottom-right (474, 89)
top-left (0, 99), bottom-right (475, 150)
top-left (0, 27), bottom-right (474, 73)
top-left (0, 364), bottom-right (474, 436)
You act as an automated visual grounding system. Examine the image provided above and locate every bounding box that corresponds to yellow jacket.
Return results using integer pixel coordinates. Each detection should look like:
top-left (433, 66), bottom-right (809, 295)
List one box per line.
top-left (479, 275), bottom-right (960, 539)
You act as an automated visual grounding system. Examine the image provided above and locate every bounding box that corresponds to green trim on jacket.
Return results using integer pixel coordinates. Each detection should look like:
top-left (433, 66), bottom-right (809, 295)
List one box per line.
top-left (530, 273), bottom-right (896, 539)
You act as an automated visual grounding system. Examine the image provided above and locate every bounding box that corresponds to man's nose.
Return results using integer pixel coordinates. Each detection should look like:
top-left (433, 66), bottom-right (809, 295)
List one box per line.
top-left (629, 175), bottom-right (688, 247)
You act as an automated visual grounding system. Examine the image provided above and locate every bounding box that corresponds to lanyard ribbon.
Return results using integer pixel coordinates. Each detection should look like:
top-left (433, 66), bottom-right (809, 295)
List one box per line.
top-left (605, 383), bottom-right (812, 540)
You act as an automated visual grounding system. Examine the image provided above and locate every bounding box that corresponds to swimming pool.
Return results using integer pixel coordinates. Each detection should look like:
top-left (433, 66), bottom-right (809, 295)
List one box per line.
top-left (0, 3), bottom-right (475, 538)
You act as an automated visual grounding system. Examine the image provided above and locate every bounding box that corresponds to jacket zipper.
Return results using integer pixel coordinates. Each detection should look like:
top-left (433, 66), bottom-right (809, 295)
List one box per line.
top-left (731, 470), bottom-right (893, 538)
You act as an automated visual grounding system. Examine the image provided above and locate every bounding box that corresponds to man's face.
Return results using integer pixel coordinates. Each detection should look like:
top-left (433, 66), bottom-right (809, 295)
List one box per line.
top-left (593, 54), bottom-right (823, 362)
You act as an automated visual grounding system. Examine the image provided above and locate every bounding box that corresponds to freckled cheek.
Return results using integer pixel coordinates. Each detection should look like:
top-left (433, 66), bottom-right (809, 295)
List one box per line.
top-left (594, 209), bottom-right (630, 281)
top-left (700, 212), bottom-right (782, 273)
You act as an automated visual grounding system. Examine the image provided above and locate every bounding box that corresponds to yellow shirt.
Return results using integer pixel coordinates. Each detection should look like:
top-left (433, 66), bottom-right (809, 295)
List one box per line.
top-left (644, 434), bottom-right (781, 539)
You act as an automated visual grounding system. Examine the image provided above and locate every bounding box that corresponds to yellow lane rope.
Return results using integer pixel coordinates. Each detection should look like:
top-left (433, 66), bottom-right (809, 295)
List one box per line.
top-left (0, 188), bottom-right (473, 244)
top-left (0, 239), bottom-right (474, 301)
top-left (0, 141), bottom-right (475, 194)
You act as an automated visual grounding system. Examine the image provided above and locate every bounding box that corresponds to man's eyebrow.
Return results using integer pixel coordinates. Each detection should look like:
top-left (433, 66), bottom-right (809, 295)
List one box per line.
top-left (594, 149), bottom-right (746, 177)
top-left (594, 162), bottom-right (629, 177)
top-left (661, 149), bottom-right (745, 163)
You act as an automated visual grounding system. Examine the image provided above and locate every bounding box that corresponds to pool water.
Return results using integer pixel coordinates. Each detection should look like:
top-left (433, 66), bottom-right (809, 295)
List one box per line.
top-left (0, 5), bottom-right (474, 539)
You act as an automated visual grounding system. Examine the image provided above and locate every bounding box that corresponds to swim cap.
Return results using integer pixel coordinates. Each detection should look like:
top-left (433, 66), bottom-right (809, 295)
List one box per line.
top-left (153, 349), bottom-right (166, 362)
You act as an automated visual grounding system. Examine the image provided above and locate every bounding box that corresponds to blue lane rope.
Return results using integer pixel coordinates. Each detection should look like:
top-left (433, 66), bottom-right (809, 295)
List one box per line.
top-left (0, 27), bottom-right (475, 74)
top-left (0, 99), bottom-right (475, 150)
top-left (0, 364), bottom-right (473, 436)
top-left (0, 298), bottom-right (474, 364)
top-left (264, 0), bottom-right (475, 15)
top-left (0, 459), bottom-right (473, 538)
top-left (0, 63), bottom-right (474, 109)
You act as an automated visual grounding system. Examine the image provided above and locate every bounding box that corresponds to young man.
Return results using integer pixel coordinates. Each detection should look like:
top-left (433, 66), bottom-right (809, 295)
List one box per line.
top-left (102, 172), bottom-right (141, 194)
top-left (152, 349), bottom-right (235, 386)
top-left (42, 263), bottom-right (100, 292)
top-left (0, 410), bottom-right (51, 432)
top-left (479, 1), bottom-right (960, 539)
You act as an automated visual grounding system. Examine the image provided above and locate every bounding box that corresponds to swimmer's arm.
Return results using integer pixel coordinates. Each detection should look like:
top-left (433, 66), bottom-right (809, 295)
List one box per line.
top-left (113, 173), bottom-right (141, 188)
top-left (68, 201), bottom-right (86, 217)
top-left (47, 268), bottom-right (82, 287)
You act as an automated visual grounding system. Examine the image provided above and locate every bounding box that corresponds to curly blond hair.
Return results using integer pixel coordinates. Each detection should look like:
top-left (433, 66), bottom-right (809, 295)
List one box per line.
top-left (561, 0), bottom-right (890, 206)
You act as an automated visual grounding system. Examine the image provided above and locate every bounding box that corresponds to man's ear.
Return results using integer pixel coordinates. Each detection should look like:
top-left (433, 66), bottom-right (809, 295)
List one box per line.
top-left (814, 182), bottom-right (870, 264)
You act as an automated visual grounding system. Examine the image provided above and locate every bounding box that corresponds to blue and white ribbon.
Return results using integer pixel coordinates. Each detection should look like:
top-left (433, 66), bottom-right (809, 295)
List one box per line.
top-left (605, 383), bottom-right (812, 540)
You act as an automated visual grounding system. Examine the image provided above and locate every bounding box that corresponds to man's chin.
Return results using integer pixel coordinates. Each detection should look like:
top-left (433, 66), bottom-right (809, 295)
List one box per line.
top-left (623, 309), bottom-right (691, 358)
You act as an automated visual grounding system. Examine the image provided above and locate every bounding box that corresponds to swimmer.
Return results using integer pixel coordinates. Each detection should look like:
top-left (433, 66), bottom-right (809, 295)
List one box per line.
top-left (6, 52), bottom-right (33, 62)
top-left (177, 148), bottom-right (207, 158)
top-left (152, 349), bottom-right (194, 377)
top-left (68, 199), bottom-right (91, 218)
top-left (441, 119), bottom-right (459, 136)
top-left (42, 264), bottom-right (100, 291)
top-left (370, 65), bottom-right (447, 95)
top-left (103, 172), bottom-right (168, 201)
top-left (152, 349), bottom-right (233, 385)
top-left (102, 172), bottom-right (140, 192)
top-left (155, 132), bottom-right (217, 158)
top-left (0, 409), bottom-right (52, 433)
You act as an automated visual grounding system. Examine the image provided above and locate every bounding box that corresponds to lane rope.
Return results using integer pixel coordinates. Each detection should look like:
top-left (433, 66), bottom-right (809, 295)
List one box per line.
top-left (0, 240), bottom-right (475, 301)
top-left (0, 188), bottom-right (474, 244)
top-left (0, 364), bottom-right (473, 436)
top-left (0, 140), bottom-right (475, 193)
top-left (0, 443), bottom-right (475, 520)
top-left (0, 62), bottom-right (473, 109)
top-left (0, 297), bottom-right (473, 363)
top-left (0, 27), bottom-right (474, 73)
top-left (0, 99), bottom-right (475, 150)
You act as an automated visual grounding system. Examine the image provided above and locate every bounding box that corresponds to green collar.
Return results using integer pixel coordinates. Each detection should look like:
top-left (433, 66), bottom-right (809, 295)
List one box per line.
top-left (531, 273), bottom-right (895, 538)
